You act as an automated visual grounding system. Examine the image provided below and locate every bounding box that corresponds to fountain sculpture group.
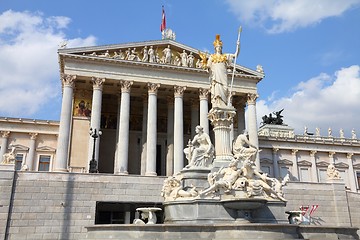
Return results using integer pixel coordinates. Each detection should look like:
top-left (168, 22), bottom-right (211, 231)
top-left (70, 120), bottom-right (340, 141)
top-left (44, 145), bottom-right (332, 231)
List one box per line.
top-left (161, 34), bottom-right (289, 225)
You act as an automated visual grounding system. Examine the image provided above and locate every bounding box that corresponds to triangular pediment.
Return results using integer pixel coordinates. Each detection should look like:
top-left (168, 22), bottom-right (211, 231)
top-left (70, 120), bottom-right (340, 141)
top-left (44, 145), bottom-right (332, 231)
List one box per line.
top-left (58, 39), bottom-right (264, 80)
top-left (335, 162), bottom-right (349, 168)
top-left (278, 159), bottom-right (293, 165)
top-left (36, 146), bottom-right (56, 152)
top-left (353, 163), bottom-right (360, 169)
top-left (260, 158), bottom-right (273, 164)
top-left (316, 161), bottom-right (330, 167)
top-left (10, 144), bottom-right (29, 151)
top-left (297, 160), bottom-right (312, 166)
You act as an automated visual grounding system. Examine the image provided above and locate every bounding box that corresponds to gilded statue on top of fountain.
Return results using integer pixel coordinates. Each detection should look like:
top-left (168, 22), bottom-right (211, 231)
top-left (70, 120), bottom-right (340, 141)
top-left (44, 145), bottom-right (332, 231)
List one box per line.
top-left (206, 34), bottom-right (240, 108)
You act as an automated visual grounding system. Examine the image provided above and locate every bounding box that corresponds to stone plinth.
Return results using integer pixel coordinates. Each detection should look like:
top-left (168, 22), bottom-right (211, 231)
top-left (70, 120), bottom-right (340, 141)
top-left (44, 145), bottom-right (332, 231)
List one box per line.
top-left (85, 224), bottom-right (359, 240)
top-left (163, 198), bottom-right (285, 225)
top-left (0, 163), bottom-right (15, 171)
top-left (180, 168), bottom-right (211, 191)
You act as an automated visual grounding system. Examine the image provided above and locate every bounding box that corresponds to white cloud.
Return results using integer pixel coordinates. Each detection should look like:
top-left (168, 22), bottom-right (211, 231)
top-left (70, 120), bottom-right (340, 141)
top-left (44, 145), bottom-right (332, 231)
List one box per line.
top-left (225, 0), bottom-right (360, 33)
top-left (256, 65), bottom-right (360, 137)
top-left (0, 10), bottom-right (96, 119)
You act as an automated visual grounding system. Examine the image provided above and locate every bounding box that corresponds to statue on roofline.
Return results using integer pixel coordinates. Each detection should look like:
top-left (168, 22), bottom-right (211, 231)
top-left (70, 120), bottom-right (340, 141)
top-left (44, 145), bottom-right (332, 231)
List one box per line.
top-left (261, 109), bottom-right (284, 125)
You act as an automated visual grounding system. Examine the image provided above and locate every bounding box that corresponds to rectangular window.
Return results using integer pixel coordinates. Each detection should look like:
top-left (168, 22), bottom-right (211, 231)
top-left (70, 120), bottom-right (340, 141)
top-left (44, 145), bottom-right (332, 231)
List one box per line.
top-left (280, 167), bottom-right (289, 180)
top-left (261, 166), bottom-right (271, 176)
top-left (357, 172), bottom-right (360, 189)
top-left (318, 169), bottom-right (328, 183)
top-left (95, 202), bottom-right (163, 224)
top-left (15, 154), bottom-right (24, 171)
top-left (300, 168), bottom-right (310, 182)
top-left (38, 155), bottom-right (51, 171)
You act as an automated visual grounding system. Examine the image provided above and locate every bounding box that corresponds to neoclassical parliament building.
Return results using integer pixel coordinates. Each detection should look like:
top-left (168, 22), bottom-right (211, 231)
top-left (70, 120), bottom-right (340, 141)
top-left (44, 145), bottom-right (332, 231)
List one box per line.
top-left (1, 33), bottom-right (360, 239)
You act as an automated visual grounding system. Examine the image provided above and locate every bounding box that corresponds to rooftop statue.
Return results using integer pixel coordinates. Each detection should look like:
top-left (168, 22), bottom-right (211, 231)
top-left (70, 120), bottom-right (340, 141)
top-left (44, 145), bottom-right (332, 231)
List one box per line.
top-left (261, 109), bottom-right (284, 125)
top-left (206, 34), bottom-right (240, 108)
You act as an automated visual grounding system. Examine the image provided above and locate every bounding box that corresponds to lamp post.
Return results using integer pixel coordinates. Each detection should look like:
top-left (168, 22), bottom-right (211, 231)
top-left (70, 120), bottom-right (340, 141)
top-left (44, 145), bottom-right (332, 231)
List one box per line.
top-left (89, 128), bottom-right (102, 173)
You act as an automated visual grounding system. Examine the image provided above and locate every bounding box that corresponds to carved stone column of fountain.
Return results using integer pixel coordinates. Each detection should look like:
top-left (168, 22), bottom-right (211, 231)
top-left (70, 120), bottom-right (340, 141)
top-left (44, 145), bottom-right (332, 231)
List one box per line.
top-left (208, 106), bottom-right (236, 168)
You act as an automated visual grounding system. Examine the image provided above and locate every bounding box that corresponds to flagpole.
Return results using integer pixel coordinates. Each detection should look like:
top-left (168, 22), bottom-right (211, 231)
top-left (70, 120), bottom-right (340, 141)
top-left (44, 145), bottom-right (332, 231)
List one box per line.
top-left (228, 26), bottom-right (242, 106)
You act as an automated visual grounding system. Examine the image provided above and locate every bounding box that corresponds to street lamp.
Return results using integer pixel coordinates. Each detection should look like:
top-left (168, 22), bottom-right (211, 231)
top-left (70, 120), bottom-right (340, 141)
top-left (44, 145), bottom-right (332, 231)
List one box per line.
top-left (89, 128), bottom-right (102, 173)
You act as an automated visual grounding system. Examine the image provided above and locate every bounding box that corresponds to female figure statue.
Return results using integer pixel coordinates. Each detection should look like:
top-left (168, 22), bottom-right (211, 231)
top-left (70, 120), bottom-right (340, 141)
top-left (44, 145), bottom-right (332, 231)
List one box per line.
top-left (184, 126), bottom-right (214, 168)
top-left (207, 34), bottom-right (239, 108)
top-left (148, 46), bottom-right (156, 63)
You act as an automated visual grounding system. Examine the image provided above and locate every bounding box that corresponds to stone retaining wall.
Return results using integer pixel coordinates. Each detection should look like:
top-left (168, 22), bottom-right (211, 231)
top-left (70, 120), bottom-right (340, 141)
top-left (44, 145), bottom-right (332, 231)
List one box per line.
top-left (1, 171), bottom-right (359, 239)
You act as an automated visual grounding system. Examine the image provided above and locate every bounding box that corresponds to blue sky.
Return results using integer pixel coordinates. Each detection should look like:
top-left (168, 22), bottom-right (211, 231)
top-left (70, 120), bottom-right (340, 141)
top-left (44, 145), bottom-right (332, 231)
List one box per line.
top-left (0, 0), bottom-right (359, 137)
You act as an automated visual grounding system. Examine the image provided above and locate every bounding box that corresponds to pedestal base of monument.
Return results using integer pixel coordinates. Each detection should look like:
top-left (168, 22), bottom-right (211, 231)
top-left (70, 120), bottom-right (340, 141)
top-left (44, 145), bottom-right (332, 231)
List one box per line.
top-left (85, 224), bottom-right (359, 240)
top-left (180, 167), bottom-right (211, 190)
top-left (163, 198), bottom-right (286, 224)
top-left (0, 163), bottom-right (15, 171)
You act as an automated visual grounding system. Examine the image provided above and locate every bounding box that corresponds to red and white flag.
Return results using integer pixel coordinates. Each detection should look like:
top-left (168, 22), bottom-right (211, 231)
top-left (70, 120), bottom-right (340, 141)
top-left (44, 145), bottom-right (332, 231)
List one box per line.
top-left (160, 6), bottom-right (166, 32)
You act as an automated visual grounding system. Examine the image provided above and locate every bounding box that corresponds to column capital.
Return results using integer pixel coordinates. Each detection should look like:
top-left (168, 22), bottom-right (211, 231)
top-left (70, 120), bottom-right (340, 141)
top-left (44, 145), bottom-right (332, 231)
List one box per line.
top-left (120, 80), bottom-right (133, 93)
top-left (247, 93), bottom-right (258, 105)
top-left (147, 82), bottom-right (160, 94)
top-left (291, 149), bottom-right (298, 155)
top-left (92, 77), bottom-right (105, 90)
top-left (1, 131), bottom-right (10, 138)
top-left (329, 151), bottom-right (336, 158)
top-left (273, 148), bottom-right (279, 153)
top-left (61, 74), bottom-right (76, 88)
top-left (310, 150), bottom-right (317, 157)
top-left (199, 88), bottom-right (210, 100)
top-left (347, 153), bottom-right (354, 159)
top-left (174, 86), bottom-right (186, 97)
top-left (29, 132), bottom-right (38, 140)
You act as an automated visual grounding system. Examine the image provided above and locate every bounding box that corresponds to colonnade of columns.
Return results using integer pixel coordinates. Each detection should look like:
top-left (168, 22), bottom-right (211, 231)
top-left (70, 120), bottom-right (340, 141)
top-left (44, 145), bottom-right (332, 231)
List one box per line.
top-left (54, 75), bottom-right (261, 176)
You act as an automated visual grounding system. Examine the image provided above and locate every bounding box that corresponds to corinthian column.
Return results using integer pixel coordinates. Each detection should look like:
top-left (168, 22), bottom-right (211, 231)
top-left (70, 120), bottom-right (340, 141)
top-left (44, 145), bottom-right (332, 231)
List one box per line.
top-left (190, 99), bottom-right (199, 138)
top-left (54, 74), bottom-right (76, 172)
top-left (247, 93), bottom-right (260, 170)
top-left (140, 95), bottom-right (148, 175)
top-left (145, 83), bottom-right (160, 176)
top-left (310, 150), bottom-right (318, 182)
top-left (174, 86), bottom-right (186, 173)
top-left (235, 98), bottom-right (246, 135)
top-left (291, 149), bottom-right (299, 181)
top-left (87, 77), bottom-right (105, 172)
top-left (329, 152), bottom-right (335, 164)
top-left (347, 153), bottom-right (357, 191)
top-left (0, 131), bottom-right (10, 159)
top-left (166, 96), bottom-right (174, 176)
top-left (272, 148), bottom-right (280, 179)
top-left (199, 88), bottom-right (210, 135)
top-left (25, 133), bottom-right (38, 171)
top-left (115, 80), bottom-right (133, 175)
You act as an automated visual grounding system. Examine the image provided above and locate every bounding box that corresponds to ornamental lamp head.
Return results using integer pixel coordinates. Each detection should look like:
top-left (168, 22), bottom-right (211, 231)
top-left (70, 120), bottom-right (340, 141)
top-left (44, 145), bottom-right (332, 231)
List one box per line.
top-left (213, 34), bottom-right (223, 48)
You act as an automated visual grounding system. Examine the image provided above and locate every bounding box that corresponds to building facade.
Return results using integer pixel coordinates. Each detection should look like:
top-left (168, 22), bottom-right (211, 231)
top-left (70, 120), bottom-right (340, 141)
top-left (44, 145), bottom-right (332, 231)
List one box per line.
top-left (1, 37), bottom-right (360, 239)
